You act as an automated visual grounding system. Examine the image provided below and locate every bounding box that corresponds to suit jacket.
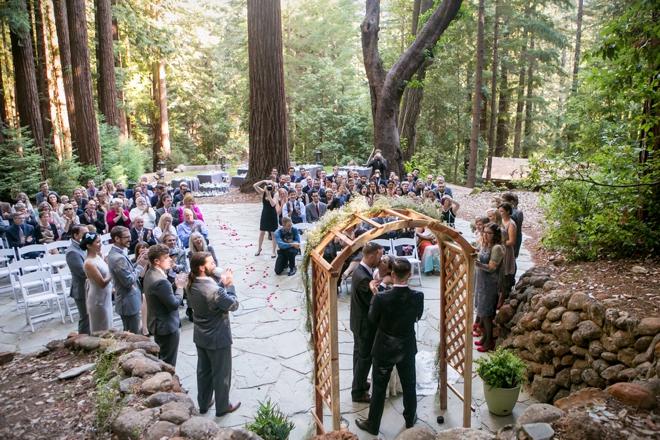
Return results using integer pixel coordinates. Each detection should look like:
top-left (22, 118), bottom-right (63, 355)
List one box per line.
top-left (369, 285), bottom-right (424, 363)
top-left (129, 227), bottom-right (158, 253)
top-left (155, 207), bottom-right (180, 227)
top-left (6, 223), bottom-right (36, 249)
top-left (349, 263), bottom-right (376, 342)
top-left (187, 277), bottom-right (238, 350)
top-left (79, 210), bottom-right (106, 233)
top-left (107, 246), bottom-right (144, 316)
top-left (366, 157), bottom-right (387, 175)
top-left (305, 202), bottom-right (327, 223)
top-left (143, 267), bottom-right (183, 336)
top-left (65, 241), bottom-right (87, 300)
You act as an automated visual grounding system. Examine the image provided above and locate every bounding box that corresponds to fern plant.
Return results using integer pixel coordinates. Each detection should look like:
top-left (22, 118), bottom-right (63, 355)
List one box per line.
top-left (244, 400), bottom-right (295, 440)
top-left (475, 347), bottom-right (528, 389)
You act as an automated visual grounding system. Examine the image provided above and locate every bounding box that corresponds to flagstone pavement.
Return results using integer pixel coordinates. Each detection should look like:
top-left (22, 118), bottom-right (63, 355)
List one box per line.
top-left (0, 201), bottom-right (538, 439)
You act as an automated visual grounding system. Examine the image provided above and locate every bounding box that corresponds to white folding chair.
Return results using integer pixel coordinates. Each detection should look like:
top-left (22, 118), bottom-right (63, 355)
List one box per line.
top-left (17, 244), bottom-right (47, 261)
top-left (295, 222), bottom-right (313, 232)
top-left (38, 253), bottom-right (68, 272)
top-left (100, 233), bottom-right (112, 245)
top-left (371, 238), bottom-right (394, 255)
top-left (101, 244), bottom-right (113, 258)
top-left (0, 248), bottom-right (17, 278)
top-left (9, 259), bottom-right (45, 313)
top-left (51, 267), bottom-right (76, 323)
top-left (46, 240), bottom-right (71, 254)
top-left (391, 237), bottom-right (423, 286)
top-left (18, 271), bottom-right (65, 332)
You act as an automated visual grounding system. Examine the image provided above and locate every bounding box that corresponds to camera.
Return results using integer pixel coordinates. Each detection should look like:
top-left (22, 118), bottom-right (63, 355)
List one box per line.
top-left (266, 184), bottom-right (273, 191)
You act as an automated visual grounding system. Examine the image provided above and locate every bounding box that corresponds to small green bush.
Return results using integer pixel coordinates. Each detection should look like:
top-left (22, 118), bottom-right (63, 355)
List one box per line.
top-left (0, 127), bottom-right (43, 200)
top-left (192, 153), bottom-right (209, 165)
top-left (244, 400), bottom-right (295, 440)
top-left (475, 347), bottom-right (528, 389)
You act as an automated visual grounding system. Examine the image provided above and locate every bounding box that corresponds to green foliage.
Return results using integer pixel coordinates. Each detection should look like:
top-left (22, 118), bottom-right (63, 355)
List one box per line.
top-left (405, 154), bottom-right (435, 179)
top-left (192, 153), bottom-right (209, 165)
top-left (99, 123), bottom-right (148, 184)
top-left (93, 351), bottom-right (123, 432)
top-left (0, 127), bottom-right (43, 200)
top-left (475, 347), bottom-right (528, 389)
top-left (244, 400), bottom-right (295, 440)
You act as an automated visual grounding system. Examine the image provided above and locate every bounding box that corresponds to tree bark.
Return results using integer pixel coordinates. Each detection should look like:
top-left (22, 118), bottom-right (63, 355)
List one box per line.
top-left (111, 0), bottom-right (128, 137)
top-left (571, 0), bottom-right (583, 93)
top-left (151, 60), bottom-right (170, 171)
top-left (522, 36), bottom-right (535, 158)
top-left (66, 0), bottom-right (101, 170)
top-left (52, 0), bottom-right (79, 158)
top-left (485, 0), bottom-right (499, 182)
top-left (242, 0), bottom-right (290, 192)
top-left (95, 0), bottom-right (120, 128)
top-left (398, 0), bottom-right (434, 164)
top-left (512, 46), bottom-right (527, 158)
top-left (494, 60), bottom-right (509, 157)
top-left (466, 0), bottom-right (485, 187)
top-left (362, 0), bottom-right (464, 178)
top-left (10, 0), bottom-right (47, 178)
top-left (33, 0), bottom-right (53, 145)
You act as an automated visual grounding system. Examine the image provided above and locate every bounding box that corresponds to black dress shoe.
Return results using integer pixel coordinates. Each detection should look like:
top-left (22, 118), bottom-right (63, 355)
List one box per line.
top-left (405, 413), bottom-right (418, 428)
top-left (352, 392), bottom-right (371, 403)
top-left (288, 267), bottom-right (297, 276)
top-left (355, 418), bottom-right (378, 435)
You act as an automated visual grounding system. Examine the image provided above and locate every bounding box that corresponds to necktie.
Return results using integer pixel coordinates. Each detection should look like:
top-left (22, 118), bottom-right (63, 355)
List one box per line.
top-left (316, 204), bottom-right (319, 217)
top-left (18, 225), bottom-right (25, 244)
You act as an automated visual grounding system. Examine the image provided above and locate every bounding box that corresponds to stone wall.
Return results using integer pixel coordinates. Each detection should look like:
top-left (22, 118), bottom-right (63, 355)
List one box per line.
top-left (497, 267), bottom-right (660, 404)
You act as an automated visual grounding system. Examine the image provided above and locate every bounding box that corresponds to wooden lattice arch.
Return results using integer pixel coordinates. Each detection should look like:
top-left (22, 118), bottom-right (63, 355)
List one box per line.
top-left (310, 208), bottom-right (477, 432)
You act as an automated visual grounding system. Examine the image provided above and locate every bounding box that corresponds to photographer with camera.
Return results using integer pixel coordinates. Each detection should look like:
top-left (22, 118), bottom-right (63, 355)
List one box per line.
top-left (274, 217), bottom-right (300, 276)
top-left (253, 177), bottom-right (280, 258)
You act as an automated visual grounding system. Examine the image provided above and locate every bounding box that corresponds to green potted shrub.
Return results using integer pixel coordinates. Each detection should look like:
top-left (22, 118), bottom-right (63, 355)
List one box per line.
top-left (475, 347), bottom-right (529, 416)
top-left (244, 400), bottom-right (295, 440)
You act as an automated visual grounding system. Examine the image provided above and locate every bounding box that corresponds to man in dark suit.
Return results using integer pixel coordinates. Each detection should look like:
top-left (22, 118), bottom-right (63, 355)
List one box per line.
top-left (6, 213), bottom-right (38, 257)
top-left (366, 149), bottom-right (387, 176)
top-left (305, 190), bottom-right (327, 223)
top-left (108, 226), bottom-right (149, 334)
top-left (350, 241), bottom-right (383, 403)
top-left (65, 225), bottom-right (90, 335)
top-left (129, 216), bottom-right (158, 254)
top-left (155, 194), bottom-right (180, 227)
top-left (356, 258), bottom-right (424, 435)
top-left (187, 251), bottom-right (241, 417)
top-left (143, 244), bottom-right (186, 367)
top-left (78, 200), bottom-right (106, 233)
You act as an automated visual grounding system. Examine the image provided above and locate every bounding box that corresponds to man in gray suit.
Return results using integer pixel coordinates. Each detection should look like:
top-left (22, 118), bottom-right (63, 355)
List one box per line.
top-left (305, 190), bottom-right (327, 223)
top-left (65, 225), bottom-right (90, 335)
top-left (187, 251), bottom-right (241, 417)
top-left (107, 226), bottom-right (149, 334)
top-left (144, 244), bottom-right (186, 367)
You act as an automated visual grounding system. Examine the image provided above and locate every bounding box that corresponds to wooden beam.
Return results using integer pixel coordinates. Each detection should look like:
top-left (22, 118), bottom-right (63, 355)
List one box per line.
top-left (355, 213), bottom-right (382, 229)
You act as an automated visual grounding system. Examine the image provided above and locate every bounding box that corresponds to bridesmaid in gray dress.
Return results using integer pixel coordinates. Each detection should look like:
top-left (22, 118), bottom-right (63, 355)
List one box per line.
top-left (81, 233), bottom-right (114, 332)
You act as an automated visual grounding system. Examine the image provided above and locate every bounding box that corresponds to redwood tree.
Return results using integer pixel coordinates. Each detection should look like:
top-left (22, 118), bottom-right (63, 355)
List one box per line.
top-left (361, 0), bottom-right (463, 178)
top-left (9, 0), bottom-right (47, 178)
top-left (242, 0), bottom-right (289, 192)
top-left (95, 0), bottom-right (120, 128)
top-left (66, 0), bottom-right (101, 170)
top-left (466, 0), bottom-right (485, 187)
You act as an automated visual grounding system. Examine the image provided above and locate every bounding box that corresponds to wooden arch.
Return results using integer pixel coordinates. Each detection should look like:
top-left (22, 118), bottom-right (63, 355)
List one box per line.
top-left (309, 208), bottom-right (477, 432)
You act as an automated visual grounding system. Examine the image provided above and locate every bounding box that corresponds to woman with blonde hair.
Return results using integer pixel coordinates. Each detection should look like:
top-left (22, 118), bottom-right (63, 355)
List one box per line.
top-left (189, 231), bottom-right (218, 266)
top-left (104, 179), bottom-right (116, 197)
top-left (154, 213), bottom-right (177, 241)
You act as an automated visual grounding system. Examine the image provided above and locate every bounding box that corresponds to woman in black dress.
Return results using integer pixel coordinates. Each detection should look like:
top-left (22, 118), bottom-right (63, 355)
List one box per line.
top-left (253, 177), bottom-right (280, 258)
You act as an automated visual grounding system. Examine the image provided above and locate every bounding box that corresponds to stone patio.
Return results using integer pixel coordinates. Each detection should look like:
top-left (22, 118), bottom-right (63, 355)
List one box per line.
top-left (0, 201), bottom-right (537, 439)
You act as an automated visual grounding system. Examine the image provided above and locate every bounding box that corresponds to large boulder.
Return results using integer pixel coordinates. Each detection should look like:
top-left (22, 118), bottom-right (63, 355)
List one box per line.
top-left (140, 372), bottom-right (174, 394)
top-left (514, 404), bottom-right (564, 436)
top-left (180, 416), bottom-right (221, 439)
top-left (530, 377), bottom-right (559, 403)
top-left (216, 429), bottom-right (266, 440)
top-left (554, 388), bottom-right (608, 411)
top-left (606, 382), bottom-right (658, 409)
top-left (638, 317), bottom-right (660, 336)
top-left (143, 421), bottom-right (179, 440)
top-left (111, 407), bottom-right (159, 440)
top-left (395, 427), bottom-right (436, 440)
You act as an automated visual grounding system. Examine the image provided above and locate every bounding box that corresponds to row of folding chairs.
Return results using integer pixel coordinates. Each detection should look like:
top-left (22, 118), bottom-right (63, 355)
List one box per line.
top-left (4, 253), bottom-right (75, 332)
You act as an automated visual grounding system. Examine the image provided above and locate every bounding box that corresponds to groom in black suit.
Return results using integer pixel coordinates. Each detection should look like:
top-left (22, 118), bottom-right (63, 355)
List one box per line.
top-left (356, 258), bottom-right (424, 435)
top-left (350, 241), bottom-right (383, 403)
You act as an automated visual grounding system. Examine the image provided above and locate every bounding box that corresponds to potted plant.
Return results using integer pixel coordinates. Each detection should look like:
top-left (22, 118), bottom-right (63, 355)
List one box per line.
top-left (245, 400), bottom-right (295, 440)
top-left (475, 347), bottom-right (529, 416)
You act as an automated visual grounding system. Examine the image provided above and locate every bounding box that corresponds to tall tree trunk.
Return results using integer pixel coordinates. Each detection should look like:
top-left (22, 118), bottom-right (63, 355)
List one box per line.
top-left (2, 23), bottom-right (18, 129)
top-left (512, 46), bottom-right (527, 158)
top-left (151, 60), bottom-right (170, 171)
top-left (485, 0), bottom-right (499, 182)
top-left (52, 0), bottom-right (79, 158)
top-left (522, 36), bottom-right (535, 158)
top-left (66, 0), bottom-right (101, 170)
top-left (362, 0), bottom-right (464, 179)
top-left (494, 60), bottom-right (509, 157)
top-left (150, 63), bottom-right (161, 170)
top-left (45, 0), bottom-right (72, 157)
top-left (466, 0), bottom-right (485, 187)
top-left (0, 46), bottom-right (8, 133)
top-left (111, 0), bottom-right (127, 137)
top-left (398, 0), bottom-right (434, 164)
top-left (242, 0), bottom-right (290, 192)
top-left (571, 0), bottom-right (583, 93)
top-left (95, 0), bottom-right (120, 128)
top-left (33, 0), bottom-right (53, 145)
top-left (10, 0), bottom-right (47, 178)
